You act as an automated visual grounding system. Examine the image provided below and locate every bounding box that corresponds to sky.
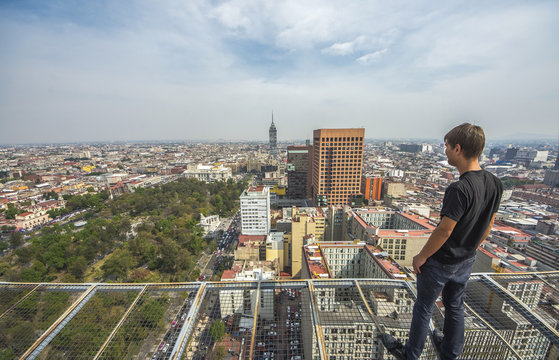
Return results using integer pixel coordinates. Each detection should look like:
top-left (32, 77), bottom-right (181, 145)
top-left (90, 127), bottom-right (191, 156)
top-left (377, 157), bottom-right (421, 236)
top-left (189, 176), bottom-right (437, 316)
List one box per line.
top-left (1, 0), bottom-right (558, 144)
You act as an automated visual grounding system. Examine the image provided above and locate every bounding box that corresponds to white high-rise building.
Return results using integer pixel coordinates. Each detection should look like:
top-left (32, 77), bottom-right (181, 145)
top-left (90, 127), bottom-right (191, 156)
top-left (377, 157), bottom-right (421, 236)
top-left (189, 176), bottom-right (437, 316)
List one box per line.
top-left (515, 149), bottom-right (548, 163)
top-left (240, 186), bottom-right (271, 235)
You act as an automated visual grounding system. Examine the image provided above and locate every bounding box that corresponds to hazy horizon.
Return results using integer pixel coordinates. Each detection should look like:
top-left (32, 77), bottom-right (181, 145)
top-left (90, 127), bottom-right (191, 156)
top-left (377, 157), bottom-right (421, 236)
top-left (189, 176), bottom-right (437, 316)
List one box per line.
top-left (1, 135), bottom-right (557, 148)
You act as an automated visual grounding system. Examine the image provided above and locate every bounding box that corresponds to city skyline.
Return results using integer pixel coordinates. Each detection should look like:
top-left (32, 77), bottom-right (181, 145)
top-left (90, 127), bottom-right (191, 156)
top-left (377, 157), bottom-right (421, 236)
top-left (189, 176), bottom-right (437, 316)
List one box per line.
top-left (1, 0), bottom-right (558, 144)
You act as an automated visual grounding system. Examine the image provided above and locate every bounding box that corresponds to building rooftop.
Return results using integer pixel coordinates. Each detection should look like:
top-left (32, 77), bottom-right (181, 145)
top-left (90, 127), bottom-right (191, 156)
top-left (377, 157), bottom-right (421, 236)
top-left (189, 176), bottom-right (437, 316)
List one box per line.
top-left (493, 223), bottom-right (532, 240)
top-left (303, 242), bottom-right (410, 280)
top-left (248, 185), bottom-right (266, 193)
top-left (237, 234), bottom-right (267, 246)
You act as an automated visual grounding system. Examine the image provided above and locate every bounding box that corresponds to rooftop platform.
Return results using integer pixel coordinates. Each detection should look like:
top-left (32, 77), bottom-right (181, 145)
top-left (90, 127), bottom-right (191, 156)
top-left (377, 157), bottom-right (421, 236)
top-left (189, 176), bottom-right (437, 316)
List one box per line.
top-left (1, 272), bottom-right (558, 359)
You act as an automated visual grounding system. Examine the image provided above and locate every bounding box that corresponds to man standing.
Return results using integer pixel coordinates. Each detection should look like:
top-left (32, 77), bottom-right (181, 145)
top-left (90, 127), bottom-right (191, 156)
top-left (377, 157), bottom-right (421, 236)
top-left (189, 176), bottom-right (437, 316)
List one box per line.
top-left (381, 123), bottom-right (503, 360)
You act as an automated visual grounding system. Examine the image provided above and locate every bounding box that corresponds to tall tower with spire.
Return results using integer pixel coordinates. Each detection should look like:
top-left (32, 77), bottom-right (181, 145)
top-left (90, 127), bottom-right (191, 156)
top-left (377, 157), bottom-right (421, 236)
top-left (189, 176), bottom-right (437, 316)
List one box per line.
top-left (555, 133), bottom-right (559, 170)
top-left (269, 112), bottom-right (277, 154)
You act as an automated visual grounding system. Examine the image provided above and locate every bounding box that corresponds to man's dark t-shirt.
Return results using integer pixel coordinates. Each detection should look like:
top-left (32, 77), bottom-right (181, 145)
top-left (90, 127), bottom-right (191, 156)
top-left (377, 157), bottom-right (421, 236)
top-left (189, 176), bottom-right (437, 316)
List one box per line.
top-left (432, 170), bottom-right (503, 265)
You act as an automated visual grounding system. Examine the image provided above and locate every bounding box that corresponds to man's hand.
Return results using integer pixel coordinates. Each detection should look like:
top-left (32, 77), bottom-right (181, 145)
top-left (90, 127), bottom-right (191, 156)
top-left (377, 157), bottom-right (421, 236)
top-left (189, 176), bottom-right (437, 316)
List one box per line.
top-left (411, 216), bottom-right (457, 274)
top-left (413, 254), bottom-right (427, 274)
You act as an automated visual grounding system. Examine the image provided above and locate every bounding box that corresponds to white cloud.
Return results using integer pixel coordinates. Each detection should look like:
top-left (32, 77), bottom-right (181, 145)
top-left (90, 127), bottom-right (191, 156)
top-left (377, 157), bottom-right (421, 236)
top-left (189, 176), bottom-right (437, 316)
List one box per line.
top-left (406, 3), bottom-right (558, 71)
top-left (322, 35), bottom-right (366, 56)
top-left (211, 3), bottom-right (252, 30)
top-left (356, 49), bottom-right (388, 64)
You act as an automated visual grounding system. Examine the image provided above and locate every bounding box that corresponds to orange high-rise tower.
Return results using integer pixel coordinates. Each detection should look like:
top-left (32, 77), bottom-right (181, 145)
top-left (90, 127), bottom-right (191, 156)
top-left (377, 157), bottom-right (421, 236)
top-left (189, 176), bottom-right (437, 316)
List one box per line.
top-left (362, 176), bottom-right (383, 201)
top-left (311, 128), bottom-right (365, 206)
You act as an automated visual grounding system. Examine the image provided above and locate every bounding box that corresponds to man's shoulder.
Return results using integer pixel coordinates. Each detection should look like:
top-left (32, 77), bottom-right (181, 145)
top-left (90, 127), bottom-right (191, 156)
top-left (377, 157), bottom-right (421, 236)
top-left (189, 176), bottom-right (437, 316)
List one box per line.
top-left (444, 180), bottom-right (462, 194)
top-left (481, 169), bottom-right (500, 179)
top-left (450, 170), bottom-right (501, 195)
top-left (460, 169), bottom-right (501, 184)
top-left (481, 169), bottom-right (503, 189)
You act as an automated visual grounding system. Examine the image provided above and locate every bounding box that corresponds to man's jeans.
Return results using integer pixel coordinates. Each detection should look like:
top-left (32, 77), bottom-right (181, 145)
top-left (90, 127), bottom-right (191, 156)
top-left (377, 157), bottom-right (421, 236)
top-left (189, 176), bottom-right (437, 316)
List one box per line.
top-left (405, 256), bottom-right (476, 360)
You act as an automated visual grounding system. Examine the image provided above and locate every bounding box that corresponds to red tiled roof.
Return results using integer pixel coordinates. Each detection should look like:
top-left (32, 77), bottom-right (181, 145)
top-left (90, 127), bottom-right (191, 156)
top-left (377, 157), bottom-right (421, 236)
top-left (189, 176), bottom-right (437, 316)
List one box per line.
top-left (398, 212), bottom-right (436, 230)
top-left (221, 270), bottom-right (236, 280)
top-left (376, 229), bottom-right (432, 237)
top-left (238, 235), bottom-right (267, 245)
top-left (37, 200), bottom-right (58, 207)
top-left (353, 213), bottom-right (369, 228)
top-left (249, 185), bottom-right (266, 192)
top-left (493, 224), bottom-right (532, 239)
top-left (478, 247), bottom-right (499, 259)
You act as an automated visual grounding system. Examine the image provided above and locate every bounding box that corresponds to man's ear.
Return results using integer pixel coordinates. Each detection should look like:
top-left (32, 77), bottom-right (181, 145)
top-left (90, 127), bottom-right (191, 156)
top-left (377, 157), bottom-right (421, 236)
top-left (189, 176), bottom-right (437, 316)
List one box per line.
top-left (454, 143), bottom-right (462, 154)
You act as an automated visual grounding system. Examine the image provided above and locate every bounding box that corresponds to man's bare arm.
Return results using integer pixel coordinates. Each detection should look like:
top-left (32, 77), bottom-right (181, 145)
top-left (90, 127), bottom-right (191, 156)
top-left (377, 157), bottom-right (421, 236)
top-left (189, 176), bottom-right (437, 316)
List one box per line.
top-left (413, 216), bottom-right (457, 274)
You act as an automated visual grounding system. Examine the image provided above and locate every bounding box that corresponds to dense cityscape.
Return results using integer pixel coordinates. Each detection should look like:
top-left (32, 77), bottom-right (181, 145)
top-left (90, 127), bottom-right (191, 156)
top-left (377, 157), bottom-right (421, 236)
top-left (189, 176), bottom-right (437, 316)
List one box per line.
top-left (1, 121), bottom-right (558, 359)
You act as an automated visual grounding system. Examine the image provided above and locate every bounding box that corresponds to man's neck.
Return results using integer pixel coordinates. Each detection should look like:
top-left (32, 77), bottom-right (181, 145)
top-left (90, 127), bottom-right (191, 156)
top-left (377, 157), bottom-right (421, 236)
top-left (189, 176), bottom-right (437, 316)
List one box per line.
top-left (456, 159), bottom-right (482, 176)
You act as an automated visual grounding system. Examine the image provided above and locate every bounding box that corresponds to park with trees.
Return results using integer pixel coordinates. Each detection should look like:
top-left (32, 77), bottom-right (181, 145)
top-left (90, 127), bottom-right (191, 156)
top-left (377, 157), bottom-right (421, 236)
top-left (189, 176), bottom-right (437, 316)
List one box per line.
top-left (0, 177), bottom-right (247, 284)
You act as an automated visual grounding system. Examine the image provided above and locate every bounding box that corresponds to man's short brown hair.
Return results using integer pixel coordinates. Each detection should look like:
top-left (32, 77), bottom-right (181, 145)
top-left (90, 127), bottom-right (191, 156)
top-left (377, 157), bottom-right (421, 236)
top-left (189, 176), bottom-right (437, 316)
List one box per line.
top-left (444, 123), bottom-right (485, 159)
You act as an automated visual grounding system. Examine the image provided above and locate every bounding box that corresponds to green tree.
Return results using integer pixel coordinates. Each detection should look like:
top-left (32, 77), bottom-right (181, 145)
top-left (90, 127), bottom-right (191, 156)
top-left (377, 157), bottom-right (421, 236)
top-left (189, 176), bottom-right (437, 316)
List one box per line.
top-left (69, 256), bottom-right (88, 278)
top-left (20, 260), bottom-right (47, 282)
top-left (119, 217), bottom-right (131, 234)
top-left (4, 204), bottom-right (21, 220)
top-left (500, 177), bottom-right (535, 190)
top-left (37, 232), bottom-right (71, 271)
top-left (215, 346), bottom-right (227, 359)
top-left (101, 249), bottom-right (135, 280)
top-left (15, 246), bottom-right (33, 264)
top-left (155, 217), bottom-right (173, 234)
top-left (159, 240), bottom-right (179, 273)
top-left (9, 232), bottom-right (24, 248)
top-left (0, 349), bottom-right (16, 360)
top-left (188, 268), bottom-right (200, 281)
top-left (139, 298), bottom-right (166, 328)
top-left (209, 319), bottom-right (225, 342)
top-left (47, 207), bottom-right (69, 219)
top-left (42, 191), bottom-right (58, 200)
top-left (7, 322), bottom-right (35, 355)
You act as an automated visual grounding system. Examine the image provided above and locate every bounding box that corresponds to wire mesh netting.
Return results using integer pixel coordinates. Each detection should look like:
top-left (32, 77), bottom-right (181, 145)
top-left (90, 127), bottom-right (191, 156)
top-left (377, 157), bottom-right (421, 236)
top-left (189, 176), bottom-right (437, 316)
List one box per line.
top-left (0, 274), bottom-right (558, 360)
top-left (488, 273), bottom-right (559, 326)
top-left (98, 284), bottom-right (199, 360)
top-left (251, 282), bottom-right (310, 360)
top-left (315, 280), bottom-right (377, 360)
top-left (36, 288), bottom-right (140, 359)
top-left (431, 290), bottom-right (518, 360)
top-left (0, 285), bottom-right (86, 359)
top-left (464, 275), bottom-right (556, 360)
top-left (539, 272), bottom-right (559, 289)
top-left (0, 284), bottom-right (38, 315)
top-left (358, 279), bottom-right (437, 360)
top-left (180, 282), bottom-right (260, 360)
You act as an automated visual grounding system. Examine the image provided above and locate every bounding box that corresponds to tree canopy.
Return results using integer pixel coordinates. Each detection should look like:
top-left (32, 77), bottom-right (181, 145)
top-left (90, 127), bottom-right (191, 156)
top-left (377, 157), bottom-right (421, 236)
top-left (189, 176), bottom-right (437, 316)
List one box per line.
top-left (0, 177), bottom-right (247, 283)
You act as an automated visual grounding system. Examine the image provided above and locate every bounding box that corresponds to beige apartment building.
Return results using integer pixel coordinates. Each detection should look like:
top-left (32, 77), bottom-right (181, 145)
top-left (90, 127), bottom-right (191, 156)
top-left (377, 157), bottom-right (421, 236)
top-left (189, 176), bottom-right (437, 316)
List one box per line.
top-left (288, 207), bottom-right (325, 278)
top-left (349, 208), bottom-right (435, 267)
top-left (15, 211), bottom-right (49, 230)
